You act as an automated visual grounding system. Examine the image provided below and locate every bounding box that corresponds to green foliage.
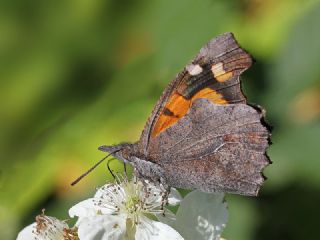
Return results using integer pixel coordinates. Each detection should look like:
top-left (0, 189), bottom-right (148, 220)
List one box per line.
top-left (1, 0), bottom-right (320, 239)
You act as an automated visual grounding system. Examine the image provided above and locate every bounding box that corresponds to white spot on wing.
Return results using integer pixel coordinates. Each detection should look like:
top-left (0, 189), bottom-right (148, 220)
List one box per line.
top-left (211, 62), bottom-right (225, 77)
top-left (186, 64), bottom-right (203, 76)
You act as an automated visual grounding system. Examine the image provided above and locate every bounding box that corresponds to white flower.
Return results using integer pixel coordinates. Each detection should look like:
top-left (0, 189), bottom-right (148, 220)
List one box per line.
top-left (16, 212), bottom-right (76, 240)
top-left (69, 176), bottom-right (183, 240)
top-left (162, 190), bottom-right (228, 240)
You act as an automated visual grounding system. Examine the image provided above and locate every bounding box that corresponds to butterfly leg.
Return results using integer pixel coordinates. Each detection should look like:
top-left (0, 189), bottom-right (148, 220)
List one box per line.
top-left (106, 158), bottom-right (116, 180)
top-left (123, 162), bottom-right (128, 178)
top-left (160, 180), bottom-right (171, 214)
top-left (130, 156), bottom-right (171, 209)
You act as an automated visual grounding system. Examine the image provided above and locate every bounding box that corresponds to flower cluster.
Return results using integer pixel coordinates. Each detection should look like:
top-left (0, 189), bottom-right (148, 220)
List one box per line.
top-left (69, 176), bottom-right (183, 239)
top-left (17, 210), bottom-right (78, 240)
top-left (17, 176), bottom-right (228, 240)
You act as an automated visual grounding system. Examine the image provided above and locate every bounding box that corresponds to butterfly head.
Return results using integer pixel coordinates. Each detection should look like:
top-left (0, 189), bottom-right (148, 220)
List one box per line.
top-left (70, 143), bottom-right (136, 186)
top-left (98, 143), bottom-right (135, 164)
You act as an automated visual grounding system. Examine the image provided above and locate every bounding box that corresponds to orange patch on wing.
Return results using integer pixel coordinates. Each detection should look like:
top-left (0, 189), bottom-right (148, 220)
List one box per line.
top-left (152, 93), bottom-right (190, 137)
top-left (152, 88), bottom-right (227, 137)
top-left (215, 72), bottom-right (233, 82)
top-left (192, 87), bottom-right (228, 104)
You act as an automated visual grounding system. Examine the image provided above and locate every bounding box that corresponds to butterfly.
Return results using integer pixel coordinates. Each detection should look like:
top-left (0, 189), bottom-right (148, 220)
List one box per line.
top-left (98, 32), bottom-right (271, 196)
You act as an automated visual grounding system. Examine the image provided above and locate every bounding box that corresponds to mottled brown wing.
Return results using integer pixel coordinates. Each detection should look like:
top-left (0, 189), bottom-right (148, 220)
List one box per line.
top-left (147, 98), bottom-right (270, 196)
top-left (138, 32), bottom-right (252, 155)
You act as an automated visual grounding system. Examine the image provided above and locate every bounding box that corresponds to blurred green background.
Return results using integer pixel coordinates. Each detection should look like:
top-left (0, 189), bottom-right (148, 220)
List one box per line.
top-left (1, 0), bottom-right (320, 239)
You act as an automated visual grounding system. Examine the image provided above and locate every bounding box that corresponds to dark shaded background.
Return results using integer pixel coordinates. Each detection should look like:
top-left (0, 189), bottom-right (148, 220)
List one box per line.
top-left (1, 0), bottom-right (319, 239)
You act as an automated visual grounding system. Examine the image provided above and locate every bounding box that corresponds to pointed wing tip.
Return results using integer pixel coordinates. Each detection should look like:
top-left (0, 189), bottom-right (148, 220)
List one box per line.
top-left (214, 31), bottom-right (234, 40)
top-left (199, 32), bottom-right (253, 74)
top-left (206, 32), bottom-right (236, 46)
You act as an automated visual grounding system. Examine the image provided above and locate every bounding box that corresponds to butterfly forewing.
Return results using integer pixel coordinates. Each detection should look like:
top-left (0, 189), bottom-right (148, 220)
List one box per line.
top-left (139, 32), bottom-right (252, 154)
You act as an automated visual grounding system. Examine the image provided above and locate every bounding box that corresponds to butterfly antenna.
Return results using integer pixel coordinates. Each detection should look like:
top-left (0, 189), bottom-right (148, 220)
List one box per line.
top-left (71, 151), bottom-right (118, 186)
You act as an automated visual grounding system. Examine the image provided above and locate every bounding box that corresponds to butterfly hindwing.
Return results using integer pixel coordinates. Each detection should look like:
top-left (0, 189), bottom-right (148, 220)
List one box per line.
top-left (147, 98), bottom-right (270, 196)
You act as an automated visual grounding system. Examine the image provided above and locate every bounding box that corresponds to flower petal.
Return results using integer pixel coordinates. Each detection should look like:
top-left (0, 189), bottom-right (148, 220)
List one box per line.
top-left (168, 188), bottom-right (182, 206)
top-left (69, 198), bottom-right (96, 219)
top-left (17, 223), bottom-right (37, 240)
top-left (77, 214), bottom-right (126, 240)
top-left (156, 208), bottom-right (176, 227)
top-left (174, 191), bottom-right (228, 240)
top-left (135, 217), bottom-right (184, 240)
